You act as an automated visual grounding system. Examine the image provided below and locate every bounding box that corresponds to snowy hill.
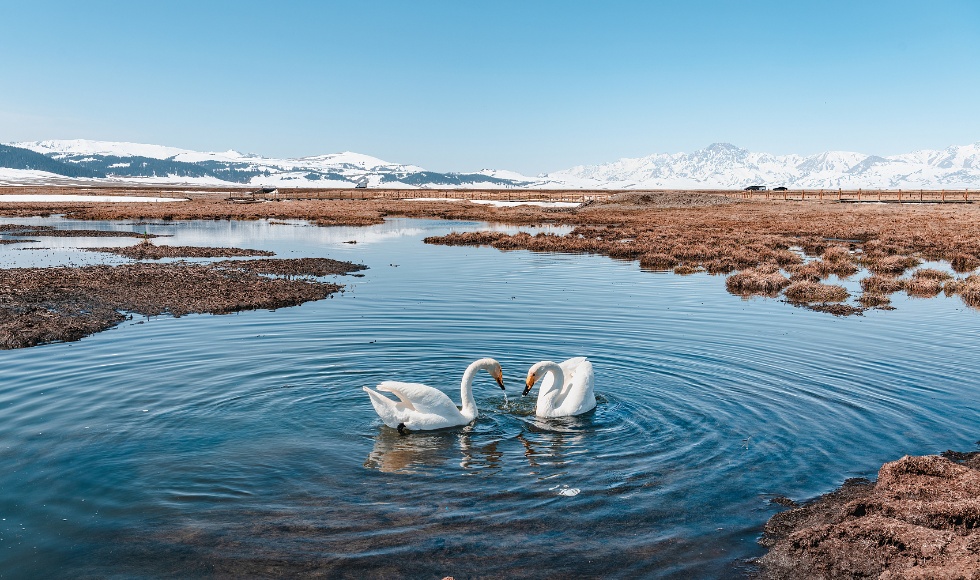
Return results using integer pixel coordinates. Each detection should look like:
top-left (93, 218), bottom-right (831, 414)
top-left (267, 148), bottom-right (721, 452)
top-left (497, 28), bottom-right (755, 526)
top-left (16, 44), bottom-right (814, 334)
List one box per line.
top-left (549, 143), bottom-right (980, 189)
top-left (4, 139), bottom-right (980, 189)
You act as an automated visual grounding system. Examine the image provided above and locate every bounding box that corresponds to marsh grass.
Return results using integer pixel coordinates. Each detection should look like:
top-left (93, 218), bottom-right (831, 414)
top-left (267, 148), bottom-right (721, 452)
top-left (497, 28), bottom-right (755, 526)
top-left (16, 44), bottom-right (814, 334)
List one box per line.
top-left (950, 253), bottom-right (980, 273)
top-left (11, 189), bottom-right (980, 316)
top-left (858, 292), bottom-right (892, 308)
top-left (861, 275), bottom-right (905, 294)
top-left (865, 255), bottom-right (921, 275)
top-left (639, 253), bottom-right (678, 270)
top-left (725, 264), bottom-right (790, 296)
top-left (784, 281), bottom-right (849, 303)
top-left (904, 268), bottom-right (952, 298)
top-left (949, 276), bottom-right (980, 308)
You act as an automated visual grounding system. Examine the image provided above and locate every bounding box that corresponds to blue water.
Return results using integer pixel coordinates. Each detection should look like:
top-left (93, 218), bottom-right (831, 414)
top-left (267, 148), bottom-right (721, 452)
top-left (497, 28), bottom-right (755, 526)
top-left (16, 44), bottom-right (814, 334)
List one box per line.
top-left (1, 217), bottom-right (979, 578)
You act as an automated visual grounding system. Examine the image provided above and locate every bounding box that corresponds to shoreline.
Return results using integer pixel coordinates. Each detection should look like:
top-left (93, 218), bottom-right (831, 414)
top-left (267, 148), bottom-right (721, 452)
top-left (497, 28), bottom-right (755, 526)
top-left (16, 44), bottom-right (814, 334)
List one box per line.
top-left (757, 451), bottom-right (980, 578)
top-left (0, 224), bottom-right (366, 348)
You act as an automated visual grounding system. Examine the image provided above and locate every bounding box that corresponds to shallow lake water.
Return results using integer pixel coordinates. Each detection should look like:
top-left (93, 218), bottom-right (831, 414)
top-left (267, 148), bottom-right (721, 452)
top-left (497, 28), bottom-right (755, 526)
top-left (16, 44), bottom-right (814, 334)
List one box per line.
top-left (2, 217), bottom-right (979, 578)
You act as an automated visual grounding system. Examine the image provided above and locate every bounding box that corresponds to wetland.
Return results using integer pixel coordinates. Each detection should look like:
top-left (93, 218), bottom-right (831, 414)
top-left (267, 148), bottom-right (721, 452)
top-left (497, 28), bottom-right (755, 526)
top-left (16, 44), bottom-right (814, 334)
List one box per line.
top-left (2, 191), bottom-right (980, 577)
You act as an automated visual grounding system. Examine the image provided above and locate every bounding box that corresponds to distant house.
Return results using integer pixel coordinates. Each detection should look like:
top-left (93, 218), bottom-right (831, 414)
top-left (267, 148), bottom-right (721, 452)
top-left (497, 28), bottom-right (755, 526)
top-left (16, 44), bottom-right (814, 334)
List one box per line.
top-left (355, 177), bottom-right (369, 189)
top-left (254, 186), bottom-right (278, 195)
top-left (744, 185), bottom-right (767, 191)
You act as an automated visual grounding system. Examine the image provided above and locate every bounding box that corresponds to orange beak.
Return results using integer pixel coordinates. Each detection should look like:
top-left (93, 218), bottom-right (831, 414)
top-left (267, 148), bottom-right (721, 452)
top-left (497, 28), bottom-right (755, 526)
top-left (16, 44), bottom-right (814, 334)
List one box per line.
top-left (495, 372), bottom-right (505, 390)
top-left (523, 374), bottom-right (536, 396)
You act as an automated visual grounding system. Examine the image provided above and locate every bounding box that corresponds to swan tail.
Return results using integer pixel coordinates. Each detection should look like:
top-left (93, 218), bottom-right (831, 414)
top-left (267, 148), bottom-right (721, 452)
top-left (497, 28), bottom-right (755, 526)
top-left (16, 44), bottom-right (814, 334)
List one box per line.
top-left (362, 386), bottom-right (406, 429)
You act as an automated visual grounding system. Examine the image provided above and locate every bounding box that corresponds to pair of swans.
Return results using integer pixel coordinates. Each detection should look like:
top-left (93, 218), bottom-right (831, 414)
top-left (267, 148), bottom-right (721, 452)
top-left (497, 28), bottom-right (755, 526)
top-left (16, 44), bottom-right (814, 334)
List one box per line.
top-left (362, 357), bottom-right (595, 433)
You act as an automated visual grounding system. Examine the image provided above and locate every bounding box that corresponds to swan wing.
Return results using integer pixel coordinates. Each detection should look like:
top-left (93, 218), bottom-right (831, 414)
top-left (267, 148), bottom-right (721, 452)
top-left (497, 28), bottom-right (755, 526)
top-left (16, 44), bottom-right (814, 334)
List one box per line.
top-left (556, 358), bottom-right (596, 415)
top-left (559, 357), bottom-right (588, 387)
top-left (376, 381), bottom-right (463, 418)
top-left (362, 386), bottom-right (411, 429)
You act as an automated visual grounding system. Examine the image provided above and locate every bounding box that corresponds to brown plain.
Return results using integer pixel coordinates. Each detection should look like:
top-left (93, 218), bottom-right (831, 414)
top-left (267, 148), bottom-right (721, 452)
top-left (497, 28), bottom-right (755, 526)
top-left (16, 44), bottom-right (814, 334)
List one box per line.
top-left (4, 188), bottom-right (980, 315)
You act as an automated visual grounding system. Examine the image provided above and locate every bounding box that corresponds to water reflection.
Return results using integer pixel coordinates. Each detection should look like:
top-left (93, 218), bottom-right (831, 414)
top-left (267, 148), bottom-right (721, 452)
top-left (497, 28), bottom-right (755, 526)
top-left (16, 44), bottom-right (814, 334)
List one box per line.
top-left (518, 416), bottom-right (593, 471)
top-left (363, 426), bottom-right (503, 474)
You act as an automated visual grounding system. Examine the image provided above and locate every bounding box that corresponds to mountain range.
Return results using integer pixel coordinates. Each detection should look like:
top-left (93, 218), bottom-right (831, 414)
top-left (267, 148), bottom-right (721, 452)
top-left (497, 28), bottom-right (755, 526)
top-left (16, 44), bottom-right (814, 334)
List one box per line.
top-left (2, 139), bottom-right (979, 190)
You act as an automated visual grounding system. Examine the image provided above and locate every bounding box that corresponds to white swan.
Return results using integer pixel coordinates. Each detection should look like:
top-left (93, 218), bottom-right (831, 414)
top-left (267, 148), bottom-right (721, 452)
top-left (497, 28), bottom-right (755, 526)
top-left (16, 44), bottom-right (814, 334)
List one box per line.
top-left (523, 357), bottom-right (595, 417)
top-left (363, 358), bottom-right (505, 433)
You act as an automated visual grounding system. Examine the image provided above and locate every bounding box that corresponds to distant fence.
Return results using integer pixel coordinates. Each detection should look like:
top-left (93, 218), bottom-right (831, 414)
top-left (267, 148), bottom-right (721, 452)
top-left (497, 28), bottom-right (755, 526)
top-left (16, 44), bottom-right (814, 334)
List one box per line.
top-left (229, 189), bottom-right (618, 203)
top-left (232, 188), bottom-right (976, 204)
top-left (721, 188), bottom-right (975, 203)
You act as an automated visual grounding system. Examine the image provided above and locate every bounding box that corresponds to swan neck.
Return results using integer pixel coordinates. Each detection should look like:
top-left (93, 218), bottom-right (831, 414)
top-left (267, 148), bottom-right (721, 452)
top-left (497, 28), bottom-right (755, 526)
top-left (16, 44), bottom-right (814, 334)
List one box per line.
top-left (459, 360), bottom-right (483, 420)
top-left (540, 363), bottom-right (565, 396)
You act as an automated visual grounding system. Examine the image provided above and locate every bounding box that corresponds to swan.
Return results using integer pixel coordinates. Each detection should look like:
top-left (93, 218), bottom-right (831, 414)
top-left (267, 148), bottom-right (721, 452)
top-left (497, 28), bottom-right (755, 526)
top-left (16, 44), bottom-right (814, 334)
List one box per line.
top-left (523, 357), bottom-right (595, 417)
top-left (363, 358), bottom-right (505, 434)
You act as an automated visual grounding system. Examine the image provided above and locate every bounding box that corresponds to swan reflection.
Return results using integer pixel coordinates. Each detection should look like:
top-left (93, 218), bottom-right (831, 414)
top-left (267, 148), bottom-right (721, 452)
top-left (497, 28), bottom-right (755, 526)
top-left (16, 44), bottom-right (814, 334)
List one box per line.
top-left (517, 419), bottom-right (590, 473)
top-left (364, 413), bottom-right (596, 475)
top-left (364, 426), bottom-right (502, 474)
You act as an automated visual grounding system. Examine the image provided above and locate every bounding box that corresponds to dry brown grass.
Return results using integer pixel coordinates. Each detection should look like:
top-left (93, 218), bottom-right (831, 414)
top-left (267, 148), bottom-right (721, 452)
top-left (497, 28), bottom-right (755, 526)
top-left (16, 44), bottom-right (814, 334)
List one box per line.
top-left (786, 262), bottom-right (822, 282)
top-left (949, 275), bottom-right (980, 308)
top-left (725, 264), bottom-right (790, 296)
top-left (904, 277), bottom-right (944, 298)
top-left (861, 275), bottom-right (906, 294)
top-left (822, 245), bottom-right (852, 263)
top-left (0, 259), bottom-right (365, 349)
top-left (864, 254), bottom-right (921, 275)
top-left (784, 281), bottom-right (849, 303)
top-left (88, 241), bottom-right (274, 260)
top-left (10, 188), bottom-right (980, 315)
top-left (913, 268), bottom-right (953, 280)
top-left (858, 292), bottom-right (892, 308)
top-left (638, 253), bottom-right (678, 270)
top-left (904, 268), bottom-right (953, 298)
top-left (673, 264), bottom-right (703, 275)
top-left (950, 253), bottom-right (980, 273)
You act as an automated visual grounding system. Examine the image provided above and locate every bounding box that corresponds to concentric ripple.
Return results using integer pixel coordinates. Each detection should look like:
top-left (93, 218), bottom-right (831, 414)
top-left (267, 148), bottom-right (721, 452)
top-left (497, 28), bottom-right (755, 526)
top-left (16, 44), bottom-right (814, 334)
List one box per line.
top-left (1, 217), bottom-right (979, 578)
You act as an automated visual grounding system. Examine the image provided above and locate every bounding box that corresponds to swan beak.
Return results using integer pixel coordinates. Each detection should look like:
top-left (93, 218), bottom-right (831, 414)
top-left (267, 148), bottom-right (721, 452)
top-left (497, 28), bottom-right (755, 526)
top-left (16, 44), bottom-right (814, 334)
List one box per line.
top-left (494, 372), bottom-right (505, 390)
top-left (523, 374), bottom-right (537, 396)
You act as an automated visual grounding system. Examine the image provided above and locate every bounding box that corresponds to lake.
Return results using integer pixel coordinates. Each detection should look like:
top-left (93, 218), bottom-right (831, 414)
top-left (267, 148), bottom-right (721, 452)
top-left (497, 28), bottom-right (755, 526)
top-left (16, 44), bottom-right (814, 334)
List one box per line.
top-left (1, 217), bottom-right (979, 578)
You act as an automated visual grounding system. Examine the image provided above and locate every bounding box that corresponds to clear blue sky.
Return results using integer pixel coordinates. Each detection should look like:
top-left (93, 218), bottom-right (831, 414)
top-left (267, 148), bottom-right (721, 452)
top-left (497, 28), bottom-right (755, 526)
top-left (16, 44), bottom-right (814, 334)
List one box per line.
top-left (1, 0), bottom-right (977, 173)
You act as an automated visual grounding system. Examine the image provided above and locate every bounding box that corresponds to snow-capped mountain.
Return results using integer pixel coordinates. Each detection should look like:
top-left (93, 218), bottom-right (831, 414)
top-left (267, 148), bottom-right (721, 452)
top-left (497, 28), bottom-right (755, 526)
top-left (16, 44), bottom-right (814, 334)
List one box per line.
top-left (3, 139), bottom-right (980, 189)
top-left (548, 143), bottom-right (980, 189)
top-left (3, 139), bottom-right (526, 189)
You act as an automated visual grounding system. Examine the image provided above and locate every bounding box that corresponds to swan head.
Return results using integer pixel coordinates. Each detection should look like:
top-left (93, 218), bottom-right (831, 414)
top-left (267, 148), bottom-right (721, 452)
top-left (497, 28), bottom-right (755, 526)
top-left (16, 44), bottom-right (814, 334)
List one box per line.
top-left (488, 360), bottom-right (505, 390)
top-left (523, 360), bottom-right (556, 396)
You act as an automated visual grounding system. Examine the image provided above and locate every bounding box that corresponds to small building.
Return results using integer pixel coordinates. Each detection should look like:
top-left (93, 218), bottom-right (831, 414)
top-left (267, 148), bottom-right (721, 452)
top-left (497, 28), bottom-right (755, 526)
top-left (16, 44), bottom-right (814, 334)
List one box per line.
top-left (354, 177), bottom-right (369, 189)
top-left (744, 185), bottom-right (767, 191)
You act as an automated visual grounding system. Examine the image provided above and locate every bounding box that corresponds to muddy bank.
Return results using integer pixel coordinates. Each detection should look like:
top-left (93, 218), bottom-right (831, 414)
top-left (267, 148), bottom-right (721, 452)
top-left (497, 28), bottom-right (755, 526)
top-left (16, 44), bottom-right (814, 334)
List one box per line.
top-left (0, 259), bottom-right (365, 349)
top-left (87, 241), bottom-right (274, 260)
top-left (758, 452), bottom-right (980, 579)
